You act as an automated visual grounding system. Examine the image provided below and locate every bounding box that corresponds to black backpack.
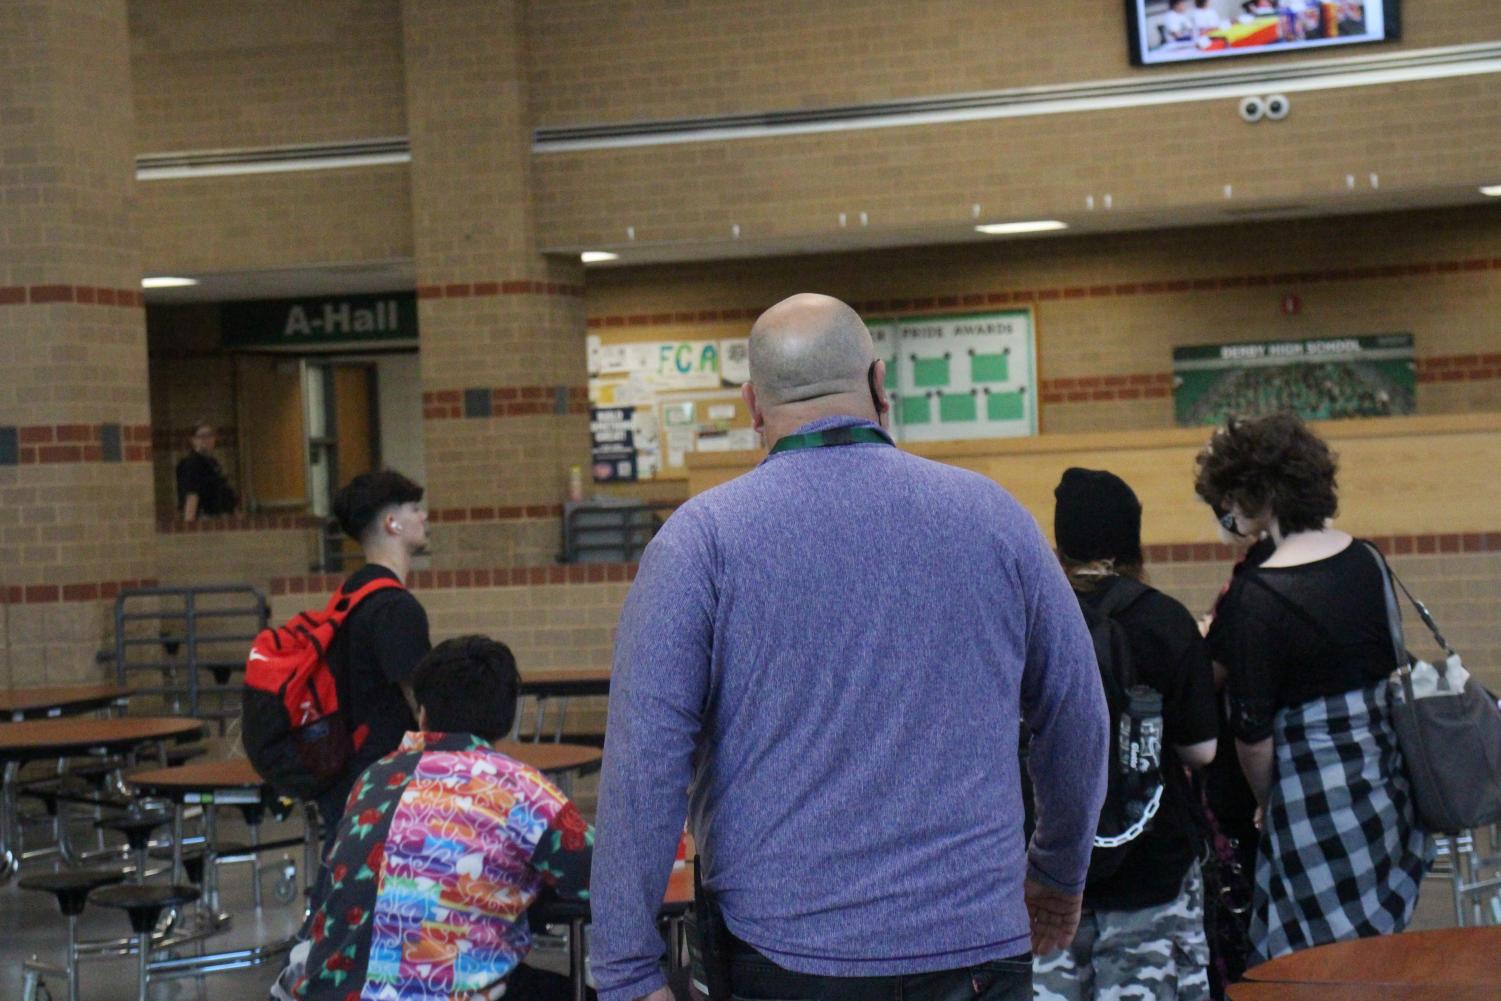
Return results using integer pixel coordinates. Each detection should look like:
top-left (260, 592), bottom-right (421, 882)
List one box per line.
top-left (1021, 577), bottom-right (1166, 888)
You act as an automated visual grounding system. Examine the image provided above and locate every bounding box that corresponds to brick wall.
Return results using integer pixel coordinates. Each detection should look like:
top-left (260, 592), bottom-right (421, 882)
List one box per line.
top-left (533, 72), bottom-right (1501, 253)
top-left (586, 205), bottom-right (1501, 434)
top-left (526, 1), bottom-right (1501, 127)
top-left (127, 0), bottom-right (406, 151)
top-left (138, 166), bottom-right (413, 275)
top-left (1, 1), bottom-right (156, 688)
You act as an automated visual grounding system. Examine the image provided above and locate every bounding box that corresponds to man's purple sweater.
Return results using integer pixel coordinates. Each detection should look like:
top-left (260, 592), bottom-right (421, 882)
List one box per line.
top-left (591, 417), bottom-right (1108, 1001)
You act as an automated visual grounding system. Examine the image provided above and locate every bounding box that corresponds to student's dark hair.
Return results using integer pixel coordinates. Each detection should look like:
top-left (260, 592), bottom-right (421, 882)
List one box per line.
top-left (1194, 412), bottom-right (1338, 535)
top-left (332, 469), bottom-right (424, 542)
top-left (410, 635), bottom-right (519, 741)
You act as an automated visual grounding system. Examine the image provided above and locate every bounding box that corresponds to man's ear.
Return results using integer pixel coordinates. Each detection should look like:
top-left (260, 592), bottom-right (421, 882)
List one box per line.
top-left (741, 381), bottom-right (764, 433)
top-left (872, 359), bottom-right (890, 417)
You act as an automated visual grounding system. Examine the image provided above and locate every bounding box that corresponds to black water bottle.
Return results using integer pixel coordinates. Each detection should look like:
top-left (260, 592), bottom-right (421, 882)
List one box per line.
top-left (1118, 685), bottom-right (1164, 819)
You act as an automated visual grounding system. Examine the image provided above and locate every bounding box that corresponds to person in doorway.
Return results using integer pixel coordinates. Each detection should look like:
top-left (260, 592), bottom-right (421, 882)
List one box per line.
top-left (1032, 468), bottom-right (1218, 1001)
top-left (591, 293), bottom-right (1109, 1001)
top-left (175, 420), bottom-right (238, 520)
top-left (294, 635), bottom-right (593, 1001)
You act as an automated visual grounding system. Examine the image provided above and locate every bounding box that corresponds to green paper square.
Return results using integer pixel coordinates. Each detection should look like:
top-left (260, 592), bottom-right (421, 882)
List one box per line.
top-left (987, 391), bottom-right (1025, 422)
top-left (901, 395), bottom-right (932, 425)
top-left (939, 394), bottom-right (978, 423)
top-left (912, 357), bottom-right (950, 388)
top-left (971, 353), bottom-right (1009, 383)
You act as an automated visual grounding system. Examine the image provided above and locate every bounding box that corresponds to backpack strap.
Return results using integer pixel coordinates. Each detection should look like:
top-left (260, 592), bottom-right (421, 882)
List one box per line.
top-left (1092, 576), bottom-right (1153, 621)
top-left (322, 576), bottom-right (405, 627)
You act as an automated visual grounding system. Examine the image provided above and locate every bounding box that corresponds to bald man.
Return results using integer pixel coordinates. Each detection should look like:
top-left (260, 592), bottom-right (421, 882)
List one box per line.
top-left (592, 294), bottom-right (1108, 1001)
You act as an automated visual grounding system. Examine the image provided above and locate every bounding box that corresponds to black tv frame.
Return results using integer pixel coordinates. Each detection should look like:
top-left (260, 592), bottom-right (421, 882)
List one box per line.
top-left (1126, 0), bottom-right (1401, 67)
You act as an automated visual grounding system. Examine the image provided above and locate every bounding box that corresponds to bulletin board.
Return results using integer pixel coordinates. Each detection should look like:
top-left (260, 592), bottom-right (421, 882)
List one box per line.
top-left (891, 310), bottom-right (1037, 442)
top-left (655, 388), bottom-right (757, 478)
top-left (587, 328), bottom-right (751, 481)
top-left (585, 307), bottom-right (1036, 478)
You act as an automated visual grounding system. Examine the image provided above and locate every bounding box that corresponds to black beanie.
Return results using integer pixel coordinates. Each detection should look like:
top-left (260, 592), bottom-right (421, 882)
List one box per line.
top-left (1053, 467), bottom-right (1143, 565)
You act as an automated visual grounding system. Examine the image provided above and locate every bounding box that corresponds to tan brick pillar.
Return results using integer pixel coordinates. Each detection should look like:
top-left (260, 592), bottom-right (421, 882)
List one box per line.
top-left (401, 1), bottom-right (590, 569)
top-left (0, 2), bottom-right (156, 686)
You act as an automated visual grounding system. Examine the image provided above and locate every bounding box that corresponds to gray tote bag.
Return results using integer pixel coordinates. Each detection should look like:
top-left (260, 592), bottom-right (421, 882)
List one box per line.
top-left (1368, 542), bottom-right (1501, 834)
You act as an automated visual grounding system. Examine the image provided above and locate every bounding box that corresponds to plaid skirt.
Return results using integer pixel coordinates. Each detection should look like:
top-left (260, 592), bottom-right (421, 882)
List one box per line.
top-left (1251, 681), bottom-right (1433, 964)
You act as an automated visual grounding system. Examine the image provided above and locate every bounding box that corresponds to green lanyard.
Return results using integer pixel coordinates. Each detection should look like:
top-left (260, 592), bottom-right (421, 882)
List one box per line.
top-left (769, 425), bottom-right (894, 455)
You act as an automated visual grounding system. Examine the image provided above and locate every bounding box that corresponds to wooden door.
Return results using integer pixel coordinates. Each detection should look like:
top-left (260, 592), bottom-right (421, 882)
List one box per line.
top-left (235, 355), bottom-right (307, 511)
top-left (333, 364), bottom-right (378, 481)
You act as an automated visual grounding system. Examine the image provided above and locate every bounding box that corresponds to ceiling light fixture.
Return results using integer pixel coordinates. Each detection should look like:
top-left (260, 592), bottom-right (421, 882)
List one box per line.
top-left (974, 220), bottom-right (1069, 235)
top-left (580, 251), bottom-right (620, 264)
top-left (141, 276), bottom-right (199, 288)
top-left (1480, 185), bottom-right (1501, 197)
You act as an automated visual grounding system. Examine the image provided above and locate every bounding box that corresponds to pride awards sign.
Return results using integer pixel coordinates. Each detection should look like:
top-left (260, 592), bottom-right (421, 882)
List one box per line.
top-left (888, 310), bottom-right (1037, 442)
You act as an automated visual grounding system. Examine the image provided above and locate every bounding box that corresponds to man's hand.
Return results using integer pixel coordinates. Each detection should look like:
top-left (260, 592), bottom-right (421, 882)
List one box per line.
top-left (1024, 878), bottom-right (1082, 955)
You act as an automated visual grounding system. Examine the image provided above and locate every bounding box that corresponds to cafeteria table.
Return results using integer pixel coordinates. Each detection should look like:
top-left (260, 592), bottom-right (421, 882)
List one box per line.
top-left (0, 684), bottom-right (131, 722)
top-left (533, 859), bottom-right (694, 1001)
top-left (516, 669), bottom-right (611, 743)
top-left (122, 758), bottom-right (306, 979)
top-left (494, 739), bottom-right (602, 797)
top-left (1241, 925), bottom-right (1501, 989)
top-left (0, 716), bottom-right (205, 879)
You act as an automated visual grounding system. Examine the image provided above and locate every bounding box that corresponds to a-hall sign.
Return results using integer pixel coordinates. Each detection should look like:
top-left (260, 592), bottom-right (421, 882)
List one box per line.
top-left (220, 292), bottom-right (417, 350)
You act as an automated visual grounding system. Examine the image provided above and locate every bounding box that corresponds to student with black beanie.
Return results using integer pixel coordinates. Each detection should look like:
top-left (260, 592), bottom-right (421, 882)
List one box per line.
top-left (1034, 467), bottom-right (1220, 1001)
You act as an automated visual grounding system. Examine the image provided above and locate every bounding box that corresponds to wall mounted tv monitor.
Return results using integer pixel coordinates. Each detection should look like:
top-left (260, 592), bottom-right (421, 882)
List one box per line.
top-left (1127, 1), bottom-right (1400, 66)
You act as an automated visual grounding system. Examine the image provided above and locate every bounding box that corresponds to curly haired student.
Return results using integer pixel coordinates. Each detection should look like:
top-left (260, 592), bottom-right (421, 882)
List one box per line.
top-left (1194, 414), bottom-right (1432, 965)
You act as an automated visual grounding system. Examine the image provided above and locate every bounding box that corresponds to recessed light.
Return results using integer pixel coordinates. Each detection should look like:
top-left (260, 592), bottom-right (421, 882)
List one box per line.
top-left (580, 251), bottom-right (619, 264)
top-left (1480, 185), bottom-right (1501, 197)
top-left (974, 220), bottom-right (1069, 235)
top-left (141, 276), bottom-right (199, 288)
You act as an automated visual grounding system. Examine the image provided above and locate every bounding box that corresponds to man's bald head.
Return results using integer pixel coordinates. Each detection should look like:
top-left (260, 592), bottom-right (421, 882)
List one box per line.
top-left (748, 293), bottom-right (875, 406)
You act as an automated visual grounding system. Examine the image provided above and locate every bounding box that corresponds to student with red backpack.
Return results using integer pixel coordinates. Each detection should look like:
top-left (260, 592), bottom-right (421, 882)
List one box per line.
top-left (246, 470), bottom-right (431, 853)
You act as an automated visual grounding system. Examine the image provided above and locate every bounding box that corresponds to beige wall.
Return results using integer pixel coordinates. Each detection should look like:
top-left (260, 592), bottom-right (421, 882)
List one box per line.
top-left (128, 0), bottom-right (406, 151)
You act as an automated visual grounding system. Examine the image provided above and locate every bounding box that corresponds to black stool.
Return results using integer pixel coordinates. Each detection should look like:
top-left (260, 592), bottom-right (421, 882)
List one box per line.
top-left (19, 869), bottom-right (127, 1001)
top-left (97, 808), bottom-right (171, 881)
top-left (91, 883), bottom-right (201, 1001)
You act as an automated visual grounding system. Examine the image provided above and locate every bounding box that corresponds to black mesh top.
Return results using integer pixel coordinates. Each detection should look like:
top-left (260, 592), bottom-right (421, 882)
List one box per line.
top-left (1224, 539), bottom-right (1395, 742)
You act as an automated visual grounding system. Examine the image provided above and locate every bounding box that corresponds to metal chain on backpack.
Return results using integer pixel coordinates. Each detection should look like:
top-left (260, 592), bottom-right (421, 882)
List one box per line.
top-left (1093, 782), bottom-right (1165, 848)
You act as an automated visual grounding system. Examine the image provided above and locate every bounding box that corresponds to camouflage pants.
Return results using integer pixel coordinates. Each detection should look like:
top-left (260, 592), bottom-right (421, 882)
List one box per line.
top-left (1032, 861), bottom-right (1210, 1001)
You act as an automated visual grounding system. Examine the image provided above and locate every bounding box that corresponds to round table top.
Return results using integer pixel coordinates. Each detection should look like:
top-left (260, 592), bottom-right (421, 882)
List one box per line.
top-left (0, 716), bottom-right (204, 761)
top-left (1244, 926), bottom-right (1501, 987)
top-left (0, 684), bottom-right (131, 719)
top-left (493, 740), bottom-right (603, 775)
top-left (128, 758), bottom-right (267, 795)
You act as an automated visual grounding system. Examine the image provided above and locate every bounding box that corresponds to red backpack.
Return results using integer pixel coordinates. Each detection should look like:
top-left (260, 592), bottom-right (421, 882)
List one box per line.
top-left (241, 578), bottom-right (402, 799)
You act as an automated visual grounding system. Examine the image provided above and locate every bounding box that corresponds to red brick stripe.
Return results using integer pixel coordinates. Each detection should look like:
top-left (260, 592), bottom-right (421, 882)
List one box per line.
top-left (270, 562), bottom-right (639, 596)
top-left (416, 280), bottom-right (584, 300)
top-left (265, 531), bottom-right (1501, 597)
top-left (1041, 373), bottom-right (1175, 405)
top-left (10, 424), bottom-right (152, 464)
top-left (1414, 354), bottom-right (1501, 384)
top-left (585, 257), bottom-right (1501, 329)
top-left (2, 579), bottom-right (162, 605)
top-left (428, 504), bottom-right (566, 524)
top-left (421, 386), bottom-right (590, 420)
top-left (156, 514), bottom-right (323, 534)
top-left (0, 285), bottom-right (145, 309)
